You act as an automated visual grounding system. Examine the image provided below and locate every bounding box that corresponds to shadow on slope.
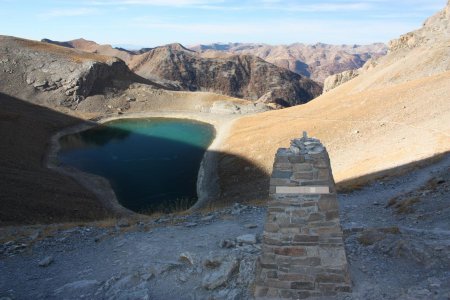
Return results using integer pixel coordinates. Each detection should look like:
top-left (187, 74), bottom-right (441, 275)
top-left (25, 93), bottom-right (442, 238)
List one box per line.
top-left (0, 93), bottom-right (112, 226)
top-left (336, 151), bottom-right (450, 192)
top-left (0, 93), bottom-right (269, 226)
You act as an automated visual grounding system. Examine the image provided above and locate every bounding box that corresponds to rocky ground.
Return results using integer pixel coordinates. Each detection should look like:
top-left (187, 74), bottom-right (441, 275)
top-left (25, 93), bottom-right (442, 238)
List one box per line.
top-left (1, 154), bottom-right (449, 300)
top-left (340, 154), bottom-right (450, 300)
top-left (0, 204), bottom-right (266, 300)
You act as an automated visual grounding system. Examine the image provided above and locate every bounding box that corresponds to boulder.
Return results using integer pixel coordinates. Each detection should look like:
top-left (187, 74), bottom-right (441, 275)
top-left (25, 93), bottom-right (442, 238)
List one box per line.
top-left (202, 256), bottom-right (239, 290)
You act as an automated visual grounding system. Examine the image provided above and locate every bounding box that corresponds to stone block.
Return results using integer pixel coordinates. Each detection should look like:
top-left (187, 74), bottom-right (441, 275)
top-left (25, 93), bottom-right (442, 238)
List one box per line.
top-left (318, 238), bottom-right (344, 246)
top-left (278, 289), bottom-right (295, 299)
top-left (272, 170), bottom-right (293, 179)
top-left (300, 201), bottom-right (318, 207)
top-left (317, 195), bottom-right (339, 211)
top-left (275, 155), bottom-right (290, 163)
top-left (275, 198), bottom-right (312, 207)
top-left (318, 283), bottom-right (337, 292)
top-left (268, 207), bottom-right (285, 213)
top-left (308, 221), bottom-right (339, 229)
top-left (260, 263), bottom-right (278, 270)
top-left (266, 279), bottom-right (292, 289)
top-left (278, 273), bottom-right (314, 282)
top-left (325, 210), bottom-right (340, 220)
top-left (300, 179), bottom-right (330, 186)
top-left (276, 186), bottom-right (330, 194)
top-left (312, 159), bottom-right (329, 168)
top-left (279, 216), bottom-right (307, 228)
top-left (277, 256), bottom-right (321, 267)
top-left (266, 270), bottom-right (278, 279)
top-left (254, 286), bottom-right (268, 297)
top-left (317, 169), bottom-right (330, 180)
top-left (264, 236), bottom-right (285, 246)
top-left (280, 289), bottom-right (311, 299)
top-left (291, 281), bottom-right (315, 290)
top-left (293, 235), bottom-right (319, 243)
top-left (316, 273), bottom-right (346, 283)
top-left (274, 162), bottom-right (293, 171)
top-left (265, 222), bottom-right (280, 233)
top-left (291, 172), bottom-right (314, 180)
top-left (288, 156), bottom-right (305, 163)
top-left (273, 247), bottom-right (306, 257)
top-left (266, 288), bottom-right (280, 298)
top-left (314, 226), bottom-right (343, 235)
top-left (302, 194), bottom-right (322, 200)
top-left (288, 208), bottom-right (307, 217)
top-left (260, 253), bottom-right (276, 263)
top-left (270, 178), bottom-right (295, 186)
top-left (279, 227), bottom-right (301, 234)
top-left (305, 246), bottom-right (320, 256)
top-left (269, 185), bottom-right (276, 195)
top-left (307, 213), bottom-right (325, 222)
top-left (292, 163), bottom-right (313, 172)
top-left (288, 266), bottom-right (321, 275)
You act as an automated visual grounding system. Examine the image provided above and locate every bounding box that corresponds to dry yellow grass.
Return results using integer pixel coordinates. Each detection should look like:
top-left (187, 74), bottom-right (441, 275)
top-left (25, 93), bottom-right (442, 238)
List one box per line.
top-left (219, 5), bottom-right (450, 194)
top-left (220, 54), bottom-right (450, 193)
top-left (11, 36), bottom-right (113, 63)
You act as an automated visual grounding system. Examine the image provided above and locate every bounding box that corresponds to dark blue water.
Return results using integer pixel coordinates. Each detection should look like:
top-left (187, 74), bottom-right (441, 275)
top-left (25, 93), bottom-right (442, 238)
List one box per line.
top-left (58, 118), bottom-right (215, 213)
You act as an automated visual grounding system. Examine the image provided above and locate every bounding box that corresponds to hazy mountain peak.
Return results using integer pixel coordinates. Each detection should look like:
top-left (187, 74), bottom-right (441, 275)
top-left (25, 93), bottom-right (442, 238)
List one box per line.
top-left (158, 43), bottom-right (194, 53)
top-left (190, 42), bottom-right (387, 83)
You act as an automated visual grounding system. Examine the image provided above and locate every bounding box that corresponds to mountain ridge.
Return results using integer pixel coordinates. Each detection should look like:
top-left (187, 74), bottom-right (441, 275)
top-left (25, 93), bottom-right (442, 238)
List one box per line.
top-left (1, 35), bottom-right (157, 109)
top-left (128, 45), bottom-right (322, 107)
top-left (190, 42), bottom-right (387, 83)
top-left (42, 38), bottom-right (323, 107)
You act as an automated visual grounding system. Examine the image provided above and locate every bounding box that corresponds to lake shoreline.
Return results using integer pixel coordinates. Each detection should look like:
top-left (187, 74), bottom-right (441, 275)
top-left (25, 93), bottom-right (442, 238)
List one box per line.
top-left (46, 111), bottom-right (240, 216)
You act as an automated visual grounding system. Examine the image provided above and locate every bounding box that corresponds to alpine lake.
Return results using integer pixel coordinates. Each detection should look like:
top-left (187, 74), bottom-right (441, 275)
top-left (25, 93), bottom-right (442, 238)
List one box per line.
top-left (58, 118), bottom-right (215, 213)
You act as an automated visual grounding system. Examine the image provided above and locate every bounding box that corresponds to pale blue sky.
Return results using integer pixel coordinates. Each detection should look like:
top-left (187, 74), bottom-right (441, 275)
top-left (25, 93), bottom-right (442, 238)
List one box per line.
top-left (0, 0), bottom-right (446, 48)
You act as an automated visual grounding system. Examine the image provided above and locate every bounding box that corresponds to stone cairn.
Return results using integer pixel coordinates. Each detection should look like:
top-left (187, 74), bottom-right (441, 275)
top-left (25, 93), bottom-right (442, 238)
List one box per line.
top-left (254, 132), bottom-right (351, 299)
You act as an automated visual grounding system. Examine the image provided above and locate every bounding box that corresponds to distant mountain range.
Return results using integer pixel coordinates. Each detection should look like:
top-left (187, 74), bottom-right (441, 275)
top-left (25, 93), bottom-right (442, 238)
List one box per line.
top-left (42, 39), bottom-right (387, 85)
top-left (189, 42), bottom-right (387, 83)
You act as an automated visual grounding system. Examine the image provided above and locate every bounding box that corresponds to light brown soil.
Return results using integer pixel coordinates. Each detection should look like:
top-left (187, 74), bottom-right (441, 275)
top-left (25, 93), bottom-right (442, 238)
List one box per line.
top-left (12, 36), bottom-right (113, 63)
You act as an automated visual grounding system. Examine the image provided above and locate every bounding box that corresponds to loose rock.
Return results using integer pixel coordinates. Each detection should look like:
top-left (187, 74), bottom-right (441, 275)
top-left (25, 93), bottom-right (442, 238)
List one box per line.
top-left (220, 239), bottom-right (236, 249)
top-left (38, 256), bottom-right (54, 267)
top-left (236, 234), bottom-right (257, 245)
top-left (202, 256), bottom-right (239, 290)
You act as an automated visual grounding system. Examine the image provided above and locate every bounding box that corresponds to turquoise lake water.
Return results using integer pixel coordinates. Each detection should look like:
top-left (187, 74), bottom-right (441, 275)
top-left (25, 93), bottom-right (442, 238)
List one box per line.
top-left (58, 118), bottom-right (215, 213)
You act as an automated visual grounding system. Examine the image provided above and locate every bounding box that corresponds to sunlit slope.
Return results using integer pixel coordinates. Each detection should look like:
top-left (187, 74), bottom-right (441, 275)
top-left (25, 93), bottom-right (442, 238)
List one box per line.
top-left (220, 2), bottom-right (450, 189)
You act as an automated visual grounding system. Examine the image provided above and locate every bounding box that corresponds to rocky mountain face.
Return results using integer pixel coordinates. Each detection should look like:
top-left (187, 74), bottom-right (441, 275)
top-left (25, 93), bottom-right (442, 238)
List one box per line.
top-left (41, 39), bottom-right (322, 107)
top-left (0, 36), bottom-right (153, 108)
top-left (323, 1), bottom-right (450, 93)
top-left (128, 44), bottom-right (322, 107)
top-left (323, 69), bottom-right (360, 93)
top-left (190, 42), bottom-right (387, 83)
top-left (388, 1), bottom-right (449, 52)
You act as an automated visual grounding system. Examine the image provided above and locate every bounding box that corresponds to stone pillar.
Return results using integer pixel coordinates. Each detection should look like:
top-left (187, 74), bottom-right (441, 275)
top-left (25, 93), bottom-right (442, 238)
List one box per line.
top-left (254, 133), bottom-right (351, 299)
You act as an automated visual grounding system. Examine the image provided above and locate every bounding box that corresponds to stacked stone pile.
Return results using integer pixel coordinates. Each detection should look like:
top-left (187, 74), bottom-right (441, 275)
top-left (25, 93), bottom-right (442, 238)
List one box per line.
top-left (255, 133), bottom-right (351, 299)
